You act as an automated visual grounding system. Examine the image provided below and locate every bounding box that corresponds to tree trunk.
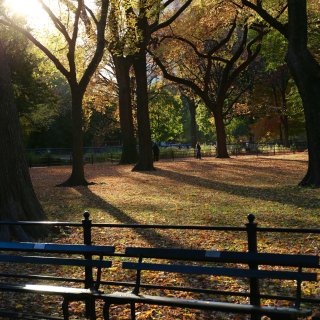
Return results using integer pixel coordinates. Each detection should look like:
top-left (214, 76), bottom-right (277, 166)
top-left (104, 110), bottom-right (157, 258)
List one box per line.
top-left (132, 52), bottom-right (154, 171)
top-left (213, 107), bottom-right (229, 158)
top-left (60, 86), bottom-right (88, 186)
top-left (113, 55), bottom-right (138, 164)
top-left (189, 100), bottom-right (198, 148)
top-left (286, 0), bottom-right (320, 186)
top-left (280, 114), bottom-right (289, 147)
top-left (183, 94), bottom-right (198, 148)
top-left (0, 41), bottom-right (47, 240)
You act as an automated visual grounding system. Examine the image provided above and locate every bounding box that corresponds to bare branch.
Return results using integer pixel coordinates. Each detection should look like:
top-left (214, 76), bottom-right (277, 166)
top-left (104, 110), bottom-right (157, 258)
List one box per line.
top-left (151, 0), bottom-right (192, 32)
top-left (38, 0), bottom-right (71, 43)
top-left (0, 18), bottom-right (69, 78)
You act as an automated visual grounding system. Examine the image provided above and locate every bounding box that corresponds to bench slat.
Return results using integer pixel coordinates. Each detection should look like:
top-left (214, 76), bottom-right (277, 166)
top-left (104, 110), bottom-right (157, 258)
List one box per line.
top-left (102, 292), bottom-right (312, 316)
top-left (125, 247), bottom-right (319, 267)
top-left (0, 254), bottom-right (112, 268)
top-left (0, 242), bottom-right (115, 255)
top-left (0, 283), bottom-right (93, 295)
top-left (123, 262), bottom-right (318, 281)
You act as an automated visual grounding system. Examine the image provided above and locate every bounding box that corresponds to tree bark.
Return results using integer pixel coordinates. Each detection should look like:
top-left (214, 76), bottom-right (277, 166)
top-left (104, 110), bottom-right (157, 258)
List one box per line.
top-left (181, 93), bottom-right (198, 148)
top-left (0, 41), bottom-right (47, 240)
top-left (113, 55), bottom-right (138, 164)
top-left (213, 107), bottom-right (229, 158)
top-left (285, 0), bottom-right (320, 186)
top-left (132, 52), bottom-right (155, 171)
top-left (59, 86), bottom-right (88, 186)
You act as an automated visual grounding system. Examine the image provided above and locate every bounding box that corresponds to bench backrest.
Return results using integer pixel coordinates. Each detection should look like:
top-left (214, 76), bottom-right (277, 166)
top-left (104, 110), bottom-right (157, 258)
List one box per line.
top-left (123, 247), bottom-right (319, 307)
top-left (0, 241), bottom-right (116, 290)
top-left (125, 247), bottom-right (319, 267)
top-left (0, 241), bottom-right (115, 255)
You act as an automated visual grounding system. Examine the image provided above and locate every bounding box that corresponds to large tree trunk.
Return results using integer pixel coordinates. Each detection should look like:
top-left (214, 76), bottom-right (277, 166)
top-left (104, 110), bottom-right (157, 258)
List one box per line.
top-left (132, 52), bottom-right (154, 171)
top-left (213, 107), bottom-right (229, 158)
top-left (286, 0), bottom-right (320, 186)
top-left (182, 93), bottom-right (198, 148)
top-left (113, 55), bottom-right (138, 164)
top-left (60, 86), bottom-right (88, 186)
top-left (0, 41), bottom-right (47, 240)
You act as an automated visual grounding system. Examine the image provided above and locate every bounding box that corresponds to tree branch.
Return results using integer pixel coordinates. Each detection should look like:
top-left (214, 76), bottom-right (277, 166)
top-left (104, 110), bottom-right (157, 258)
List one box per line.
top-left (151, 0), bottom-right (192, 32)
top-left (241, 0), bottom-right (288, 37)
top-left (150, 49), bottom-right (206, 102)
top-left (79, 0), bottom-right (109, 91)
top-left (0, 19), bottom-right (69, 78)
top-left (38, 0), bottom-right (71, 43)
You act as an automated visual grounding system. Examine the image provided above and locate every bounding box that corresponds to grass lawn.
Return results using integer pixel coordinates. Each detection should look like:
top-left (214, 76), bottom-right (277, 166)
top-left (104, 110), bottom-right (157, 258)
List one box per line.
top-left (22, 153), bottom-right (320, 319)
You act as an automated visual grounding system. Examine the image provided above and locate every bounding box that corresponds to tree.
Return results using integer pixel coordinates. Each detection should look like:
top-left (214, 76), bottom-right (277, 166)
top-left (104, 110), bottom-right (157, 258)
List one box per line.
top-left (1, 0), bottom-right (109, 186)
top-left (112, 0), bottom-right (192, 171)
top-left (241, 0), bottom-right (320, 186)
top-left (151, 1), bottom-right (264, 157)
top-left (0, 39), bottom-right (46, 240)
top-left (106, 2), bottom-right (138, 164)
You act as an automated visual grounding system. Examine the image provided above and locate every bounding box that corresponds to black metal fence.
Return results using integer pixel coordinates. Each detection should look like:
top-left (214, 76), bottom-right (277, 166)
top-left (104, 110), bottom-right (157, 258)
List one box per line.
top-left (26, 141), bottom-right (307, 167)
top-left (0, 213), bottom-right (318, 305)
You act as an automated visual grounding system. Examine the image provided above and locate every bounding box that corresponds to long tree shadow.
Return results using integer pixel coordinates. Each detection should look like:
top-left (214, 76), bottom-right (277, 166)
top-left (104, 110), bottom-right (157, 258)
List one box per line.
top-left (143, 168), bottom-right (320, 210)
top-left (175, 157), bottom-right (306, 177)
top-left (76, 187), bottom-right (241, 317)
top-left (77, 186), bottom-right (184, 249)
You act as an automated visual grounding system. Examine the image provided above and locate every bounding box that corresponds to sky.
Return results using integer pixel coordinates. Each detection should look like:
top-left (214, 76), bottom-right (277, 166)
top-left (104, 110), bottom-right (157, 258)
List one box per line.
top-left (4, 0), bottom-right (50, 29)
top-left (3, 0), bottom-right (97, 30)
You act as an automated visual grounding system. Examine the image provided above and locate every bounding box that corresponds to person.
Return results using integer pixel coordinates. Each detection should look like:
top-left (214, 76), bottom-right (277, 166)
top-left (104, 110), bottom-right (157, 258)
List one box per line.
top-left (196, 142), bottom-right (201, 159)
top-left (152, 142), bottom-right (160, 161)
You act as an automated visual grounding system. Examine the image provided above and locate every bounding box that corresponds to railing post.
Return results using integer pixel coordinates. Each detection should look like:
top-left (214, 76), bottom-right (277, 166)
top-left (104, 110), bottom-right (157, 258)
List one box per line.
top-left (246, 214), bottom-right (261, 320)
top-left (82, 211), bottom-right (95, 319)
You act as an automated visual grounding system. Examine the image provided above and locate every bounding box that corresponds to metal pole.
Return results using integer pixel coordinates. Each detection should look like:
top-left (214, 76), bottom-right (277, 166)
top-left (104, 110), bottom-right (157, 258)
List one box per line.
top-left (246, 214), bottom-right (261, 320)
top-left (82, 211), bottom-right (95, 319)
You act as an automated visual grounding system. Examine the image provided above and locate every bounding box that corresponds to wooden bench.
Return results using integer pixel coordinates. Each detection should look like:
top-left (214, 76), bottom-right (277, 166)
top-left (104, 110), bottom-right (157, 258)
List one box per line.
top-left (101, 247), bottom-right (319, 320)
top-left (0, 241), bottom-right (115, 320)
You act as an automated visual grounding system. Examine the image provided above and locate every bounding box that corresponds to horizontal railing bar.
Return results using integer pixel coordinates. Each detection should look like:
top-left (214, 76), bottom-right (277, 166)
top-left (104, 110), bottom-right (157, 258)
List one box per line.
top-left (257, 227), bottom-right (320, 234)
top-left (92, 224), bottom-right (246, 231)
top-left (0, 221), bottom-right (318, 234)
top-left (0, 221), bottom-right (82, 227)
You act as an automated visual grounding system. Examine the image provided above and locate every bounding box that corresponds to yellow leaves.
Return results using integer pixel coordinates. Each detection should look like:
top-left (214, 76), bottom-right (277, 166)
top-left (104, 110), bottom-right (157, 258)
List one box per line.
top-left (27, 154), bottom-right (320, 319)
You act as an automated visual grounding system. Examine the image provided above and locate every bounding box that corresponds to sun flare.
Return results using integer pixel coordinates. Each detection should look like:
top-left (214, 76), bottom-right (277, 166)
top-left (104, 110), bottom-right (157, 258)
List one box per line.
top-left (4, 0), bottom-right (50, 28)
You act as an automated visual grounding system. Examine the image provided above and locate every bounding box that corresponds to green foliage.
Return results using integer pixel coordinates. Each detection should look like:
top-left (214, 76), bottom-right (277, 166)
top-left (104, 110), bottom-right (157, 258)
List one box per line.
top-left (226, 117), bottom-right (251, 142)
top-left (260, 30), bottom-right (287, 71)
top-left (195, 103), bottom-right (215, 142)
top-left (149, 88), bottom-right (183, 142)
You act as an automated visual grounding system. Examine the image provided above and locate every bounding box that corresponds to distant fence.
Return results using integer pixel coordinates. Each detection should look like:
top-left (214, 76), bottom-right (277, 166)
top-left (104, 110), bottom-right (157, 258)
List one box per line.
top-left (26, 141), bottom-right (307, 167)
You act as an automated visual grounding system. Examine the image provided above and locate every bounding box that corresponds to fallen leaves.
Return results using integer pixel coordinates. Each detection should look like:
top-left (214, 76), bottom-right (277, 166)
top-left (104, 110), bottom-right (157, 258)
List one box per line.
top-left (1, 153), bottom-right (316, 319)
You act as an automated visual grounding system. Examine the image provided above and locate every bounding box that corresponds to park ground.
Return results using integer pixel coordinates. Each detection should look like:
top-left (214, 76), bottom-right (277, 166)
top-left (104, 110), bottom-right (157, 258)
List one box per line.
top-left (15, 153), bottom-right (320, 319)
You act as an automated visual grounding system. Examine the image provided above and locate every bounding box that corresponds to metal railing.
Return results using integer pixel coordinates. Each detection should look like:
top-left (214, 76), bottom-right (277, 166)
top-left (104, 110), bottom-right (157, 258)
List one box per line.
top-left (0, 212), bottom-right (318, 305)
top-left (26, 142), bottom-right (307, 167)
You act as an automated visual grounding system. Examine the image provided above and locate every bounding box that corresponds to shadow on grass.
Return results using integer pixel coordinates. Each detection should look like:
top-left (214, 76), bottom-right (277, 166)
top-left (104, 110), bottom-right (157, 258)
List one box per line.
top-left (143, 168), bottom-right (320, 210)
top-left (76, 186), bottom-right (183, 249)
top-left (75, 187), bottom-right (236, 318)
